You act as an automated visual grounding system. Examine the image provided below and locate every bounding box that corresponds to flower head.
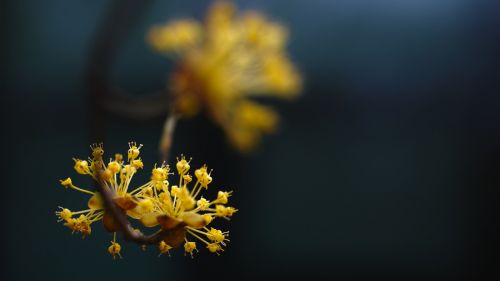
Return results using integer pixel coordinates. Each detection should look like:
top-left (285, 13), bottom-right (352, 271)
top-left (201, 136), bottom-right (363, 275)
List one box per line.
top-left (56, 142), bottom-right (237, 258)
top-left (148, 0), bottom-right (302, 152)
top-left (127, 154), bottom-right (237, 256)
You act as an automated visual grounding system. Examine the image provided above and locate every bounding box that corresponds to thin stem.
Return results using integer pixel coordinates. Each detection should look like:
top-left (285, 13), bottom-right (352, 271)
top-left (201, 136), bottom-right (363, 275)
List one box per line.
top-left (70, 185), bottom-right (95, 195)
top-left (159, 113), bottom-right (178, 163)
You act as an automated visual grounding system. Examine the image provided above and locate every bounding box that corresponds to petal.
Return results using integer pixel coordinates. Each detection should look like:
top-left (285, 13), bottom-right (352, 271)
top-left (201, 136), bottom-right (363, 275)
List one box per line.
top-left (103, 212), bottom-right (120, 232)
top-left (180, 212), bottom-right (207, 229)
top-left (126, 207), bottom-right (143, 219)
top-left (113, 195), bottom-right (138, 210)
top-left (140, 213), bottom-right (160, 227)
top-left (157, 214), bottom-right (183, 230)
top-left (161, 227), bottom-right (186, 248)
top-left (88, 193), bottom-right (103, 209)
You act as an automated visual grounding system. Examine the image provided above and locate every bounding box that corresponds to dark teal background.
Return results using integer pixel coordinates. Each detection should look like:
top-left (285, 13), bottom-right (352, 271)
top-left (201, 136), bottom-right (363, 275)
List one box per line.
top-left (2, 0), bottom-right (500, 280)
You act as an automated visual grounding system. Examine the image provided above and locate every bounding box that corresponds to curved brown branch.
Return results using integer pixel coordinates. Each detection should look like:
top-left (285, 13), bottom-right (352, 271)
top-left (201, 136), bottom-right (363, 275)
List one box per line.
top-left (85, 0), bottom-right (168, 141)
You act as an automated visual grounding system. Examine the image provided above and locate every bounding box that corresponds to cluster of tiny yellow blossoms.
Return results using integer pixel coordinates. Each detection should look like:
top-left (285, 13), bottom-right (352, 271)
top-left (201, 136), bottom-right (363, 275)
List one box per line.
top-left (147, 0), bottom-right (302, 152)
top-left (56, 142), bottom-right (237, 258)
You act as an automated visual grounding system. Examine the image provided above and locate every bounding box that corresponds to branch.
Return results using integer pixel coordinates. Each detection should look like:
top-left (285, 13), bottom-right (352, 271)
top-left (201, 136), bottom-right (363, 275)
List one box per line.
top-left (85, 0), bottom-right (180, 245)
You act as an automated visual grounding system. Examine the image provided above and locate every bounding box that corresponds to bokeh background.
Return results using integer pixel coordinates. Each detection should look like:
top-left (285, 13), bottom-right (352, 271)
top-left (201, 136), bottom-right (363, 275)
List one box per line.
top-left (2, 0), bottom-right (500, 280)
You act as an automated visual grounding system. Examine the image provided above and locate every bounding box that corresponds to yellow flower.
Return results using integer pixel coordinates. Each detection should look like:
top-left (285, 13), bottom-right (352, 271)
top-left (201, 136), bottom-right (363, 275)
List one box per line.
top-left (108, 233), bottom-right (122, 259)
top-left (73, 159), bottom-right (90, 175)
top-left (56, 142), bottom-right (237, 257)
top-left (206, 228), bottom-right (226, 243)
top-left (184, 241), bottom-right (198, 258)
top-left (148, 0), bottom-right (302, 152)
top-left (114, 153), bottom-right (124, 163)
top-left (214, 205), bottom-right (238, 218)
top-left (127, 142), bottom-right (143, 161)
top-left (107, 161), bottom-right (121, 173)
top-left (207, 242), bottom-right (224, 255)
top-left (194, 165), bottom-right (212, 188)
top-left (55, 207), bottom-right (72, 222)
top-left (90, 143), bottom-right (104, 159)
top-left (158, 241), bottom-right (172, 256)
top-left (196, 197), bottom-right (210, 210)
top-left (214, 191), bottom-right (232, 204)
top-left (131, 159), bottom-right (144, 170)
top-left (59, 177), bottom-right (72, 188)
top-left (176, 155), bottom-right (191, 175)
top-left (108, 241), bottom-right (122, 259)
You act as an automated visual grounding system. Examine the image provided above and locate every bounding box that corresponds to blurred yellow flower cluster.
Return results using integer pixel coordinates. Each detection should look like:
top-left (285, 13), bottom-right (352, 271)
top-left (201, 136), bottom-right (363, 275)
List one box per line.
top-left (148, 0), bottom-right (302, 152)
top-left (56, 143), bottom-right (237, 258)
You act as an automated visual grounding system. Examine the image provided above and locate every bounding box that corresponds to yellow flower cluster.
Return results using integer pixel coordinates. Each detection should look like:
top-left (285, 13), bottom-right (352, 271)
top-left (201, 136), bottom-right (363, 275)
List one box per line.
top-left (56, 143), bottom-right (237, 258)
top-left (148, 0), bottom-right (302, 152)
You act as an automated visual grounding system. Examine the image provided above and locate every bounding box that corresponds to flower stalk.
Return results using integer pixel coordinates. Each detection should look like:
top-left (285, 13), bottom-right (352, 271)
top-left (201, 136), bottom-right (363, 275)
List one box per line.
top-left (159, 113), bottom-right (178, 163)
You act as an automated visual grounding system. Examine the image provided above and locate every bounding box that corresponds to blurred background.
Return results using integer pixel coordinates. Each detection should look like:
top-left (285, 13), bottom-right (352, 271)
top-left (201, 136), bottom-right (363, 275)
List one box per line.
top-left (2, 0), bottom-right (500, 280)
